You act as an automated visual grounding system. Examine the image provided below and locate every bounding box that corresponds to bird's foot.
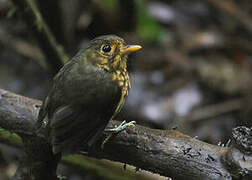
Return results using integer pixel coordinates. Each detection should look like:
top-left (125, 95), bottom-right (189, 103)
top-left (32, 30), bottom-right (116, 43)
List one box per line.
top-left (101, 120), bottom-right (136, 149)
top-left (105, 120), bottom-right (136, 132)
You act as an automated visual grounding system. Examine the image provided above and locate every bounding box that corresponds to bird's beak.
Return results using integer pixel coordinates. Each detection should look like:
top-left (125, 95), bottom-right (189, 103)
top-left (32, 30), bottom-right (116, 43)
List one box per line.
top-left (123, 45), bottom-right (142, 55)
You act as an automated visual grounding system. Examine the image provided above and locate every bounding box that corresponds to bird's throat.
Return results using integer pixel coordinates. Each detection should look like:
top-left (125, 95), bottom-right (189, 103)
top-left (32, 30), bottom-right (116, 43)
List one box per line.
top-left (96, 55), bottom-right (127, 73)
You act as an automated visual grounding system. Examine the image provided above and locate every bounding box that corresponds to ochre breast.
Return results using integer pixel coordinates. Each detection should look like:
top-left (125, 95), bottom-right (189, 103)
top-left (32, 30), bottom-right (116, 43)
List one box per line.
top-left (112, 70), bottom-right (130, 115)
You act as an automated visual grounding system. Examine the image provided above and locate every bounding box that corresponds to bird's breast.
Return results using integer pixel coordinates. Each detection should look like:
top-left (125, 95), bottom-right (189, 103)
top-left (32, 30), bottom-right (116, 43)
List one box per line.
top-left (112, 70), bottom-right (130, 115)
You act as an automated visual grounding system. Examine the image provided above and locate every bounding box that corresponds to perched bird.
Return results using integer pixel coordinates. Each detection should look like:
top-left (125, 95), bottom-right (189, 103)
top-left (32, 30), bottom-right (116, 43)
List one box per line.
top-left (36, 35), bottom-right (142, 154)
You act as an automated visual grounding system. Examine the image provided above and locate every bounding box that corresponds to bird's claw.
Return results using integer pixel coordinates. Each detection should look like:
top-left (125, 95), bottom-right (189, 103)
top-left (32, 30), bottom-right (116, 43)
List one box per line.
top-left (105, 120), bottom-right (136, 132)
top-left (101, 120), bottom-right (136, 149)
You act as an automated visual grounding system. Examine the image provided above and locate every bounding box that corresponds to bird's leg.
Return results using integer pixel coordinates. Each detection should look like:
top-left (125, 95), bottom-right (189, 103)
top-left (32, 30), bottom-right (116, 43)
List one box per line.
top-left (101, 120), bottom-right (136, 149)
top-left (105, 120), bottom-right (136, 132)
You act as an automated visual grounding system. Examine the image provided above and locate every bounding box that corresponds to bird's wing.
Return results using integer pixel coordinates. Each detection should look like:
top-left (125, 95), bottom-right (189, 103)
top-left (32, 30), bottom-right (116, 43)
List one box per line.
top-left (49, 104), bottom-right (109, 154)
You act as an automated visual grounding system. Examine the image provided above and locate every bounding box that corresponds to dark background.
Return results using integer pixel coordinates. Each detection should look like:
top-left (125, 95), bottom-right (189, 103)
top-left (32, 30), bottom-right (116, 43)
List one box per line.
top-left (0, 0), bottom-right (251, 179)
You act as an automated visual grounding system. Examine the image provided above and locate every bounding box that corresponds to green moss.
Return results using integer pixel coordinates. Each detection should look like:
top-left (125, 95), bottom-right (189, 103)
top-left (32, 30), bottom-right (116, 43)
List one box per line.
top-left (7, 7), bottom-right (17, 18)
top-left (136, 0), bottom-right (163, 42)
top-left (103, 0), bottom-right (118, 11)
top-left (0, 128), bottom-right (23, 147)
top-left (94, 0), bottom-right (118, 12)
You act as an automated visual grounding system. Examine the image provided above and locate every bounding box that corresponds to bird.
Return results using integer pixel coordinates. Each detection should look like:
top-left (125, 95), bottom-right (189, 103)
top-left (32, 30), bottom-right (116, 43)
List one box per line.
top-left (36, 35), bottom-right (142, 154)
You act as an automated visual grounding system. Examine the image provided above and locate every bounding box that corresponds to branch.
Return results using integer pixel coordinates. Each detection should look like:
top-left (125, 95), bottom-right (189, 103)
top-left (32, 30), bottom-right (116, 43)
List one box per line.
top-left (0, 88), bottom-right (251, 179)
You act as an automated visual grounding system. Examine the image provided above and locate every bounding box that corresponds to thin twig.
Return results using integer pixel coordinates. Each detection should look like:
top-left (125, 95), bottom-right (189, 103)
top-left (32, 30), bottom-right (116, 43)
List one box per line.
top-left (10, 0), bottom-right (68, 75)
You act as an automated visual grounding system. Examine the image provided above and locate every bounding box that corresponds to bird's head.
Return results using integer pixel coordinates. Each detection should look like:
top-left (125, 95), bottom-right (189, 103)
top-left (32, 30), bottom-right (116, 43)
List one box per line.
top-left (85, 35), bottom-right (142, 72)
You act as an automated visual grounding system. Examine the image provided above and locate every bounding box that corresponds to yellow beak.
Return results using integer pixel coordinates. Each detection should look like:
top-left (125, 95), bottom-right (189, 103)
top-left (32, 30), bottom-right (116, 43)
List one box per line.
top-left (123, 45), bottom-right (142, 55)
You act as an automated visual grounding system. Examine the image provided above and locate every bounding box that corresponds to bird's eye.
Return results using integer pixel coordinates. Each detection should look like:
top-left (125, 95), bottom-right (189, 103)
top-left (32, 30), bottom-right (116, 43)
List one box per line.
top-left (102, 45), bottom-right (111, 53)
